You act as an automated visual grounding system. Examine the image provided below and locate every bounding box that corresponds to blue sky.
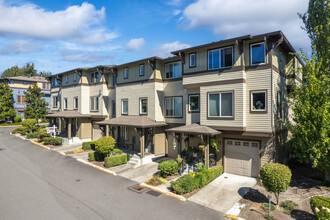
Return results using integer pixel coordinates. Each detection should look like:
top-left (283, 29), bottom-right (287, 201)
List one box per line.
top-left (0, 0), bottom-right (310, 75)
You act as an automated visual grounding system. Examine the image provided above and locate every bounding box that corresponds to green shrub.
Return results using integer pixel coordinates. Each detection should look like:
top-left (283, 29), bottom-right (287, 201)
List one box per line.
top-left (158, 160), bottom-right (178, 177)
top-left (11, 127), bottom-right (21, 134)
top-left (261, 202), bottom-right (276, 212)
top-left (112, 148), bottom-right (123, 155)
top-left (197, 164), bottom-right (206, 172)
top-left (310, 196), bottom-right (330, 220)
top-left (82, 141), bottom-right (97, 150)
top-left (171, 166), bottom-right (223, 194)
top-left (38, 128), bottom-right (50, 139)
top-left (260, 163), bottom-right (292, 205)
top-left (145, 175), bottom-right (167, 186)
top-left (280, 200), bottom-right (298, 215)
top-left (104, 154), bottom-right (127, 168)
top-left (14, 116), bottom-right (22, 123)
top-left (88, 151), bottom-right (105, 162)
top-left (22, 119), bottom-right (37, 132)
top-left (43, 137), bottom-right (62, 146)
top-left (95, 136), bottom-right (116, 156)
top-left (18, 127), bottom-right (28, 135)
top-left (27, 132), bottom-right (39, 139)
top-left (263, 215), bottom-right (275, 220)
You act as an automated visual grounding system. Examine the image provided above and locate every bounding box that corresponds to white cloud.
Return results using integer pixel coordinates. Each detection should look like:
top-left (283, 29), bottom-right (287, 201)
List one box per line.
top-left (126, 38), bottom-right (145, 51)
top-left (0, 40), bottom-right (40, 54)
top-left (182, 0), bottom-right (310, 51)
top-left (167, 0), bottom-right (185, 6)
top-left (0, 1), bottom-right (116, 44)
top-left (61, 50), bottom-right (113, 63)
top-left (153, 41), bottom-right (190, 58)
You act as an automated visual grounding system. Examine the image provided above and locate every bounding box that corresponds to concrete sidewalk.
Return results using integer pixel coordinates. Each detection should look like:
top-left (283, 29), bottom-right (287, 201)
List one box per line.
top-left (188, 173), bottom-right (256, 213)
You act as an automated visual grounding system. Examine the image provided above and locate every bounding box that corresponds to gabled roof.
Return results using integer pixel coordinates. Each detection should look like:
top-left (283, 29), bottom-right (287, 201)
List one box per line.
top-left (1, 76), bottom-right (48, 83)
top-left (97, 116), bottom-right (167, 128)
top-left (166, 123), bottom-right (222, 136)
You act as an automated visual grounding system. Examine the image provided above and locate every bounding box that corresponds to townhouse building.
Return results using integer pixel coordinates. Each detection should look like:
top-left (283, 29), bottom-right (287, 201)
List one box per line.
top-left (47, 31), bottom-right (303, 177)
top-left (0, 76), bottom-right (51, 120)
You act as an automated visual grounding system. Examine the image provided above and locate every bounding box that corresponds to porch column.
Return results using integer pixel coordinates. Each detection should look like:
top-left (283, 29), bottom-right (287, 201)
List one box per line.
top-left (68, 118), bottom-right (72, 140)
top-left (105, 125), bottom-right (109, 137)
top-left (140, 128), bottom-right (145, 158)
top-left (205, 135), bottom-right (210, 169)
top-left (58, 118), bottom-right (62, 131)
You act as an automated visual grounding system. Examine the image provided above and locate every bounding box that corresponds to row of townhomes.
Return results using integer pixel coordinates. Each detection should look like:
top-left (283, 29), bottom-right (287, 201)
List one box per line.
top-left (0, 76), bottom-right (51, 119)
top-left (46, 31), bottom-right (303, 177)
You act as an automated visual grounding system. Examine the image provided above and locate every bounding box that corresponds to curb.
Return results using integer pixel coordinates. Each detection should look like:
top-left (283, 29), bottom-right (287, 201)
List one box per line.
top-left (30, 140), bottom-right (50, 150)
top-left (224, 214), bottom-right (245, 220)
top-left (76, 159), bottom-right (117, 176)
top-left (140, 183), bottom-right (186, 201)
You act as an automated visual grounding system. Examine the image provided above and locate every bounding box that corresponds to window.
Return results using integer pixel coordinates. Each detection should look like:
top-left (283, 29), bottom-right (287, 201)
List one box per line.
top-left (10, 80), bottom-right (15, 84)
top-left (188, 94), bottom-right (199, 112)
top-left (74, 97), bottom-right (78, 110)
top-left (277, 91), bottom-right (282, 118)
top-left (52, 79), bottom-right (58, 87)
top-left (140, 98), bottom-right (148, 115)
top-left (189, 53), bottom-right (196, 67)
top-left (73, 73), bottom-right (77, 82)
top-left (90, 96), bottom-right (99, 111)
top-left (91, 72), bottom-right (99, 83)
top-left (165, 96), bottom-right (182, 117)
top-left (17, 95), bottom-right (25, 104)
top-left (112, 74), bottom-right (116, 87)
top-left (65, 75), bottom-right (68, 83)
top-left (63, 98), bottom-right (68, 110)
top-left (139, 64), bottom-right (145, 76)
top-left (251, 90), bottom-right (267, 112)
top-left (53, 96), bottom-right (58, 107)
top-left (165, 61), bottom-right (182, 79)
top-left (112, 100), bottom-right (116, 117)
top-left (120, 126), bottom-right (128, 140)
top-left (122, 99), bottom-right (128, 115)
top-left (208, 47), bottom-right (233, 70)
top-left (250, 42), bottom-right (266, 65)
top-left (208, 92), bottom-right (233, 117)
top-left (42, 83), bottom-right (49, 90)
top-left (17, 95), bottom-right (21, 104)
top-left (124, 68), bottom-right (128, 79)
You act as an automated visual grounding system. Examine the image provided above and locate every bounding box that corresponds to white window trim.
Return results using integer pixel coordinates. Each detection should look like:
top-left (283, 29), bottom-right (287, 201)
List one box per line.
top-left (90, 96), bottom-right (99, 111)
top-left (139, 98), bottom-right (147, 115)
top-left (124, 68), bottom-right (128, 79)
top-left (165, 61), bottom-right (182, 79)
top-left (189, 53), bottom-right (196, 67)
top-left (63, 98), bottom-right (68, 110)
top-left (165, 96), bottom-right (183, 117)
top-left (250, 90), bottom-right (267, 112)
top-left (188, 94), bottom-right (199, 112)
top-left (53, 96), bottom-right (58, 108)
top-left (121, 99), bottom-right (128, 115)
top-left (207, 91), bottom-right (234, 118)
top-left (74, 97), bottom-right (78, 110)
top-left (208, 46), bottom-right (234, 70)
top-left (250, 42), bottom-right (266, 66)
top-left (139, 64), bottom-right (145, 76)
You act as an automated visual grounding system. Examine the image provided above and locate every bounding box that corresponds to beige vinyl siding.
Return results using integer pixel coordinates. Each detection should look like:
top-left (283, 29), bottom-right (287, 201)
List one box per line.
top-left (183, 70), bottom-right (244, 86)
top-left (154, 82), bottom-right (165, 122)
top-left (89, 83), bottom-right (109, 116)
top-left (245, 69), bottom-right (272, 132)
top-left (62, 72), bottom-right (80, 87)
top-left (273, 70), bottom-right (288, 131)
top-left (260, 137), bottom-right (275, 168)
top-left (61, 87), bottom-right (81, 111)
top-left (80, 85), bottom-right (90, 114)
top-left (116, 63), bottom-right (154, 84)
top-left (78, 118), bottom-right (92, 139)
top-left (153, 127), bottom-right (166, 156)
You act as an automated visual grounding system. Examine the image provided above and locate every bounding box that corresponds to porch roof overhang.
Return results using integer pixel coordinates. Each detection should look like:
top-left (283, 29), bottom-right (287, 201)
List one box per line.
top-left (45, 111), bottom-right (92, 119)
top-left (165, 123), bottom-right (222, 136)
top-left (96, 116), bottom-right (167, 128)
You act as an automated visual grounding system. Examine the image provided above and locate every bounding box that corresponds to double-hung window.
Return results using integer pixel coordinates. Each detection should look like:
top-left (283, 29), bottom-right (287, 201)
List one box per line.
top-left (124, 68), bottom-right (128, 79)
top-left (189, 53), bottom-right (196, 67)
top-left (122, 99), bottom-right (128, 115)
top-left (139, 64), bottom-right (145, 76)
top-left (208, 92), bottom-right (233, 118)
top-left (250, 42), bottom-right (266, 65)
top-left (165, 96), bottom-right (182, 117)
top-left (52, 79), bottom-right (58, 87)
top-left (165, 61), bottom-right (182, 79)
top-left (74, 97), bottom-right (78, 110)
top-left (188, 94), bottom-right (199, 112)
top-left (53, 96), bottom-right (58, 108)
top-left (65, 75), bottom-right (68, 83)
top-left (140, 98), bottom-right (147, 115)
top-left (208, 47), bottom-right (233, 70)
top-left (17, 95), bottom-right (25, 104)
top-left (90, 96), bottom-right (99, 111)
top-left (63, 98), bottom-right (68, 110)
top-left (91, 72), bottom-right (99, 83)
top-left (73, 73), bottom-right (77, 82)
top-left (251, 90), bottom-right (267, 112)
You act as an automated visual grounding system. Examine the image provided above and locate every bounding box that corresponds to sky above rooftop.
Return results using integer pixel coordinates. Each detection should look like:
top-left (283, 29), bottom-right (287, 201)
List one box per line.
top-left (0, 0), bottom-right (310, 75)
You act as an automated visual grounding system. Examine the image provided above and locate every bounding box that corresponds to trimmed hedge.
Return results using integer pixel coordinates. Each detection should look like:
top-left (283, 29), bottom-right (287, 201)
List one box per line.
top-left (158, 160), bottom-right (178, 177)
top-left (104, 154), bottom-right (127, 168)
top-left (88, 151), bottom-right (105, 162)
top-left (27, 132), bottom-right (39, 139)
top-left (310, 196), bottom-right (330, 220)
top-left (82, 141), bottom-right (97, 150)
top-left (43, 137), bottom-right (62, 146)
top-left (14, 116), bottom-right (22, 123)
top-left (171, 165), bottom-right (223, 194)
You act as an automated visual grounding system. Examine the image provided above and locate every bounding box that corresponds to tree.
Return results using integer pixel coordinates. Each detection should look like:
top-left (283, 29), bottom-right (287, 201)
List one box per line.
top-left (95, 136), bottom-right (116, 156)
top-left (1, 63), bottom-right (52, 78)
top-left (260, 163), bottom-right (292, 205)
top-left (0, 83), bottom-right (16, 121)
top-left (24, 84), bottom-right (48, 124)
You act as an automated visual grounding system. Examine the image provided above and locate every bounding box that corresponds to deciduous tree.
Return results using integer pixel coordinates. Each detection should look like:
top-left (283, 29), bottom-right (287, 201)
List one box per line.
top-left (0, 83), bottom-right (16, 121)
top-left (24, 84), bottom-right (48, 124)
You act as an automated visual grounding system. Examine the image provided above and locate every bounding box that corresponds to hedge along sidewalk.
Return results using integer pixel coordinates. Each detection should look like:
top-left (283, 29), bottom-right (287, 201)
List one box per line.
top-left (77, 159), bottom-right (117, 176)
top-left (10, 132), bottom-right (51, 150)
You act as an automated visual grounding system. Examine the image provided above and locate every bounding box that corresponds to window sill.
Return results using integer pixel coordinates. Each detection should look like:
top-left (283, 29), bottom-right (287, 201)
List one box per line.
top-left (165, 116), bottom-right (183, 118)
top-left (250, 110), bottom-right (267, 114)
top-left (90, 110), bottom-right (99, 112)
top-left (207, 116), bottom-right (234, 120)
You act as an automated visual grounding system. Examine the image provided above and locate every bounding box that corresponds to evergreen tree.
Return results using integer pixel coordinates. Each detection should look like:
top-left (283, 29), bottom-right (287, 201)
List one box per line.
top-left (24, 84), bottom-right (48, 124)
top-left (1, 63), bottom-right (51, 78)
top-left (0, 83), bottom-right (16, 121)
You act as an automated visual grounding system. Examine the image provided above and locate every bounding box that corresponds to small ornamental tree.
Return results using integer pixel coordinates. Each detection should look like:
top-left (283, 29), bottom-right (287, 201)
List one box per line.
top-left (22, 119), bottom-right (37, 133)
top-left (95, 136), bottom-right (116, 156)
top-left (260, 163), bottom-right (292, 205)
top-left (24, 84), bottom-right (48, 124)
top-left (0, 83), bottom-right (16, 121)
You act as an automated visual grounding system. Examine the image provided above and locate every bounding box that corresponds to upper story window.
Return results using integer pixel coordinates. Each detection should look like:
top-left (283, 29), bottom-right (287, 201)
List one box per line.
top-left (9, 80), bottom-right (15, 84)
top-left (74, 97), bottom-right (78, 110)
top-left (251, 90), bottom-right (267, 112)
top-left (208, 91), bottom-right (233, 118)
top-left (52, 79), bottom-right (58, 87)
top-left (124, 68), bottom-right (129, 79)
top-left (112, 100), bottom-right (116, 117)
top-left (42, 83), bottom-right (50, 90)
top-left (73, 73), bottom-right (77, 82)
top-left (188, 94), bottom-right (199, 112)
top-left (250, 42), bottom-right (266, 66)
top-left (90, 96), bottom-right (99, 111)
top-left (91, 72), bottom-right (99, 83)
top-left (122, 99), bottom-right (128, 115)
top-left (165, 96), bottom-right (182, 117)
top-left (53, 96), bottom-right (58, 108)
top-left (63, 98), bottom-right (68, 110)
top-left (208, 47), bottom-right (233, 70)
top-left (165, 61), bottom-right (182, 79)
top-left (139, 98), bottom-right (148, 115)
top-left (189, 53), bottom-right (196, 67)
top-left (17, 95), bottom-right (25, 104)
top-left (139, 64), bottom-right (145, 76)
top-left (65, 75), bottom-right (68, 83)
top-left (112, 74), bottom-right (116, 87)
top-left (23, 81), bottom-right (32, 85)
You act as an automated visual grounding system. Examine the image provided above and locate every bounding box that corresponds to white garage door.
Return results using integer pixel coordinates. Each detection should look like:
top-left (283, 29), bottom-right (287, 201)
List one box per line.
top-left (224, 139), bottom-right (260, 177)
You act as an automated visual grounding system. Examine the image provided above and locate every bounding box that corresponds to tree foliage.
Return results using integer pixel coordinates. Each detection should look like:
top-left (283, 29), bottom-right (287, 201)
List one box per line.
top-left (95, 136), bottom-right (116, 156)
top-left (24, 84), bottom-right (48, 123)
top-left (0, 83), bottom-right (16, 121)
top-left (1, 63), bottom-right (51, 78)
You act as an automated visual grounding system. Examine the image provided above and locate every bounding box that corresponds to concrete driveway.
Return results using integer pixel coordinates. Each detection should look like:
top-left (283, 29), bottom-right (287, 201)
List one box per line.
top-left (188, 173), bottom-right (256, 213)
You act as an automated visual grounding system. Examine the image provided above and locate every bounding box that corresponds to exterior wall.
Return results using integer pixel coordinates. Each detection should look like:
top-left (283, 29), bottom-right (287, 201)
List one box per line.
top-left (116, 62), bottom-right (154, 84)
top-left (78, 118), bottom-right (92, 139)
top-left (153, 127), bottom-right (166, 156)
top-left (61, 72), bottom-right (80, 87)
top-left (61, 87), bottom-right (81, 111)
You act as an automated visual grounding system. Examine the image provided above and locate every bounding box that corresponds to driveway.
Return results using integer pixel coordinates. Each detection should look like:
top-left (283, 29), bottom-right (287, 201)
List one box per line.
top-left (188, 173), bottom-right (256, 214)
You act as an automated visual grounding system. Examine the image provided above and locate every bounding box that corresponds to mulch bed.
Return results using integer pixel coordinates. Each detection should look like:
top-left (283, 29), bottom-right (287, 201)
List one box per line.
top-left (165, 174), bottom-right (181, 181)
top-left (91, 161), bottom-right (105, 168)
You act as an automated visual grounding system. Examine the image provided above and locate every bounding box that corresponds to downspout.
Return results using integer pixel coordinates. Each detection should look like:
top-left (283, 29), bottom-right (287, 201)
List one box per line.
top-left (270, 44), bottom-right (275, 162)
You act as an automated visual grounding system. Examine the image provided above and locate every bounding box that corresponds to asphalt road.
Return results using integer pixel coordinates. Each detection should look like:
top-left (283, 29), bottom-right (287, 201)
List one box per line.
top-left (0, 127), bottom-right (223, 220)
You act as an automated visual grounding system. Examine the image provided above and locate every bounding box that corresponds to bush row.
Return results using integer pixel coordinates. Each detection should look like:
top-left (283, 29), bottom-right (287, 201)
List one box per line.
top-left (171, 165), bottom-right (223, 194)
top-left (43, 137), bottom-right (62, 146)
top-left (310, 196), bottom-right (330, 220)
top-left (88, 151), bottom-right (105, 162)
top-left (158, 160), bottom-right (178, 177)
top-left (104, 154), bottom-right (127, 168)
top-left (82, 141), bottom-right (97, 150)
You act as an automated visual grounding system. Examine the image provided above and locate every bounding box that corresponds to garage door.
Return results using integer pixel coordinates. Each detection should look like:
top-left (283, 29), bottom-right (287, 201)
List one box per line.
top-left (224, 139), bottom-right (260, 177)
